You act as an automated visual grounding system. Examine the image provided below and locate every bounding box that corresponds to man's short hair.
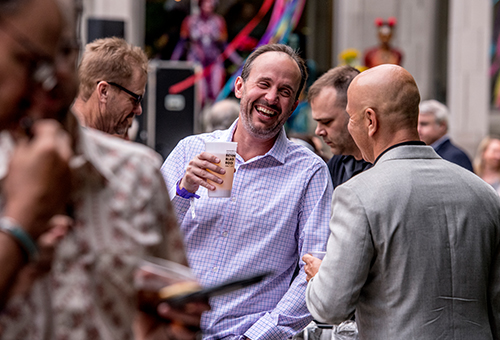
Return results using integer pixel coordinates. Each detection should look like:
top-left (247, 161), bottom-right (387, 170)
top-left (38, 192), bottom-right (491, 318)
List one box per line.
top-left (240, 44), bottom-right (307, 101)
top-left (419, 99), bottom-right (449, 126)
top-left (307, 65), bottom-right (360, 109)
top-left (78, 37), bottom-right (148, 101)
top-left (204, 98), bottom-right (240, 132)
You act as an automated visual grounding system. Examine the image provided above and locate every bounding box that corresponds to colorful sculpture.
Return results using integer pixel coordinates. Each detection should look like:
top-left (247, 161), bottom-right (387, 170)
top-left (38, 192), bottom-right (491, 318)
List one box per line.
top-left (364, 17), bottom-right (403, 68)
top-left (171, 0), bottom-right (228, 105)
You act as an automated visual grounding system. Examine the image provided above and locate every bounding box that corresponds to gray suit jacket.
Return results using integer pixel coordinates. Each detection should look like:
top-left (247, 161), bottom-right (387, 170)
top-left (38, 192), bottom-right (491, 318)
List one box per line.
top-left (306, 145), bottom-right (500, 340)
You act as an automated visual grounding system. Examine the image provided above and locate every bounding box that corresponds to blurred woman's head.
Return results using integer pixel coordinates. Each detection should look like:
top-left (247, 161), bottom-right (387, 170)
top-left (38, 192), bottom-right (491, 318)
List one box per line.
top-left (474, 136), bottom-right (500, 176)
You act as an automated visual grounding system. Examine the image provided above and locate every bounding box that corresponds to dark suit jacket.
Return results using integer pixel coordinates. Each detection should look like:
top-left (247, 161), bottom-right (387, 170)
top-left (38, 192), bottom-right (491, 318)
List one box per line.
top-left (434, 138), bottom-right (473, 171)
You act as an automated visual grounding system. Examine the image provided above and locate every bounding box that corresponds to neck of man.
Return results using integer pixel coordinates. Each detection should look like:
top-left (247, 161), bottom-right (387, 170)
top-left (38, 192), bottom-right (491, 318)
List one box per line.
top-left (372, 128), bottom-right (420, 162)
top-left (232, 122), bottom-right (278, 162)
top-left (71, 96), bottom-right (99, 130)
top-left (351, 147), bottom-right (364, 161)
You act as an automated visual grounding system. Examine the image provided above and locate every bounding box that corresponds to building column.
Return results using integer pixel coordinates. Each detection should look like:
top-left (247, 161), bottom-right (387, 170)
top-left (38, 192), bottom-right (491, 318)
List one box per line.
top-left (447, 0), bottom-right (491, 157)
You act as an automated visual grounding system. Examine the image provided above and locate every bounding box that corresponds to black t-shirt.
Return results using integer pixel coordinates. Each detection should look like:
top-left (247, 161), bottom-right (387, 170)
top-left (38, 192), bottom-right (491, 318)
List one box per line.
top-left (327, 155), bottom-right (372, 189)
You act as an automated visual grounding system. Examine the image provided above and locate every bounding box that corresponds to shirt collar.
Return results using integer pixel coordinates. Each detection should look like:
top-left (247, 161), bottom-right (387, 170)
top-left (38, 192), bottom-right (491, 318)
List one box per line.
top-left (431, 134), bottom-right (449, 149)
top-left (71, 125), bottom-right (111, 184)
top-left (374, 140), bottom-right (426, 165)
top-left (226, 118), bottom-right (288, 164)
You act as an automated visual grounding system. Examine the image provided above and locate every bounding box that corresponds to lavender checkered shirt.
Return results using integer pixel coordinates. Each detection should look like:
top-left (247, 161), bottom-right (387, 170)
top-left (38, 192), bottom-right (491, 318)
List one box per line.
top-left (161, 120), bottom-right (332, 340)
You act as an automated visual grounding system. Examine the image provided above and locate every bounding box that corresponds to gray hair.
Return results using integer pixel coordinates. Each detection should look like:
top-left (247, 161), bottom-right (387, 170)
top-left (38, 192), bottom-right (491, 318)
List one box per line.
top-left (204, 99), bottom-right (240, 132)
top-left (419, 99), bottom-right (449, 127)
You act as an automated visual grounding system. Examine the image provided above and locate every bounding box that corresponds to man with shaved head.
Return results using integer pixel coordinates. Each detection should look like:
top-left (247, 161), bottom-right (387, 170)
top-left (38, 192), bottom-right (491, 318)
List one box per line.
top-left (303, 64), bottom-right (500, 339)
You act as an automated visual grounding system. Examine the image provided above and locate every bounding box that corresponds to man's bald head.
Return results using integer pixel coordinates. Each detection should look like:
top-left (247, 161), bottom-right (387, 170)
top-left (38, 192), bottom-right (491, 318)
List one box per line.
top-left (346, 65), bottom-right (421, 162)
top-left (351, 64), bottom-right (420, 129)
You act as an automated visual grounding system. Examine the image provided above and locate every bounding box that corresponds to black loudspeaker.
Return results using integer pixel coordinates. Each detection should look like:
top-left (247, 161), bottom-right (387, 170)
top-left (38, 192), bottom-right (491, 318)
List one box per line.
top-left (87, 18), bottom-right (125, 43)
top-left (141, 60), bottom-right (201, 159)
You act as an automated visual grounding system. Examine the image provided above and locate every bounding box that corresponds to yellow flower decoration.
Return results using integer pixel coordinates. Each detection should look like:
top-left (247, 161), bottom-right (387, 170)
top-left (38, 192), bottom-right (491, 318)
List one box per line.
top-left (338, 48), bottom-right (368, 72)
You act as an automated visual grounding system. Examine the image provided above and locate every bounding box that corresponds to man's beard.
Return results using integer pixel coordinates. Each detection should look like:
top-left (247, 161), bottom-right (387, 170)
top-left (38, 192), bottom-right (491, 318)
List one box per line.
top-left (239, 101), bottom-right (286, 140)
top-left (240, 115), bottom-right (283, 140)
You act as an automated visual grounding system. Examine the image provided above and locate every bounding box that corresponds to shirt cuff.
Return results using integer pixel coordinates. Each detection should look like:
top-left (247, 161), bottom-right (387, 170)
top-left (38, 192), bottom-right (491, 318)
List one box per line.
top-left (176, 180), bottom-right (200, 199)
top-left (243, 313), bottom-right (285, 340)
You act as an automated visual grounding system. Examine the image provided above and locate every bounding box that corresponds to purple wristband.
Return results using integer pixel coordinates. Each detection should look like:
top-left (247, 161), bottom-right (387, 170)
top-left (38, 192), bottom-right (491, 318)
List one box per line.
top-left (176, 181), bottom-right (200, 199)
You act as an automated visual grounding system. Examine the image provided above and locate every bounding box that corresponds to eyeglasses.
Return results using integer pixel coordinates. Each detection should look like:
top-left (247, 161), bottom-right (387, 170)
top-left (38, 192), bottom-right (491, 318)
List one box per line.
top-left (0, 15), bottom-right (57, 91)
top-left (106, 81), bottom-right (143, 105)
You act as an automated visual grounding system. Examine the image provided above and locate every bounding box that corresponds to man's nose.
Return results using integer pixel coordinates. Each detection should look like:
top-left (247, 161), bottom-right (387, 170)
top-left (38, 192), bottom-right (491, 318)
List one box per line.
top-left (264, 87), bottom-right (279, 104)
top-left (134, 103), bottom-right (143, 116)
top-left (315, 124), bottom-right (325, 136)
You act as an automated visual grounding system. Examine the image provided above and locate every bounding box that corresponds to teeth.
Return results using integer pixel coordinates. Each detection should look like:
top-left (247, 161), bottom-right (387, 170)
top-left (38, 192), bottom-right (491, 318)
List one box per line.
top-left (256, 106), bottom-right (276, 116)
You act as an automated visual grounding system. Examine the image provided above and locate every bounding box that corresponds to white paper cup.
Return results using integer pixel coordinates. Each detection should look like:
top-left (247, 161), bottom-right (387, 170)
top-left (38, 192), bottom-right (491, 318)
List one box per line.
top-left (205, 141), bottom-right (237, 197)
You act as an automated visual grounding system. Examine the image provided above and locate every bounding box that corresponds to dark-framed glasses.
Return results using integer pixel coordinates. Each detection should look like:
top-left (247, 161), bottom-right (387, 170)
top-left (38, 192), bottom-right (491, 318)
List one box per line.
top-left (0, 15), bottom-right (57, 91)
top-left (105, 81), bottom-right (143, 105)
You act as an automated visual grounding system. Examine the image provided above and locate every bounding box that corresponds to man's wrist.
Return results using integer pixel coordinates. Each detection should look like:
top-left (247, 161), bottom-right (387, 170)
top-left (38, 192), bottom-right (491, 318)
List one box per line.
top-left (176, 181), bottom-right (200, 199)
top-left (0, 216), bottom-right (39, 262)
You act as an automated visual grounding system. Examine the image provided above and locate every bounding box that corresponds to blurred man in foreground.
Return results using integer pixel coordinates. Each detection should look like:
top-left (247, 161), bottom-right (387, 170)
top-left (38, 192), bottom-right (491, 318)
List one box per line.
top-left (0, 0), bottom-right (72, 307)
top-left (304, 64), bottom-right (500, 339)
top-left (0, 0), bottom-right (206, 338)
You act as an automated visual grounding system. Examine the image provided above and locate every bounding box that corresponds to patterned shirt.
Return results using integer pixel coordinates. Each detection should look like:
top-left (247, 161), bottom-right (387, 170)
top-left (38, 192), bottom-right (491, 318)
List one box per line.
top-left (0, 124), bottom-right (187, 339)
top-left (160, 120), bottom-right (333, 340)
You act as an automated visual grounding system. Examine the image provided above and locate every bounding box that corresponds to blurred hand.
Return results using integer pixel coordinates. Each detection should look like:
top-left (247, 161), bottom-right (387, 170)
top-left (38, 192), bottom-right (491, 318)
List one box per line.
top-left (179, 152), bottom-right (225, 194)
top-left (8, 215), bottom-right (72, 298)
top-left (302, 254), bottom-right (323, 282)
top-left (35, 215), bottom-right (72, 271)
top-left (134, 301), bottom-right (210, 340)
top-left (4, 119), bottom-right (72, 239)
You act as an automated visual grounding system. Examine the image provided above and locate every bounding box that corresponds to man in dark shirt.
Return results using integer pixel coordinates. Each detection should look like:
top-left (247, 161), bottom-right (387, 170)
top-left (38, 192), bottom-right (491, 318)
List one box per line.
top-left (308, 66), bottom-right (372, 188)
top-left (418, 99), bottom-right (473, 171)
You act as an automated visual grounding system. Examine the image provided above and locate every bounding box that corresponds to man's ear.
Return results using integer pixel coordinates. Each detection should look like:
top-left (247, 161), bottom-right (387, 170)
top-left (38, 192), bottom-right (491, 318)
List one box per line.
top-left (286, 100), bottom-right (299, 119)
top-left (438, 121), bottom-right (448, 135)
top-left (97, 82), bottom-right (109, 103)
top-left (365, 108), bottom-right (378, 137)
top-left (234, 76), bottom-right (244, 99)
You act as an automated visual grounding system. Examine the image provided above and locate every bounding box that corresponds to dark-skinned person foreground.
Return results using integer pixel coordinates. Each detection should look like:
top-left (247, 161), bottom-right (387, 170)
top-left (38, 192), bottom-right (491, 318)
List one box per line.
top-left (304, 64), bottom-right (500, 340)
top-left (0, 0), bottom-right (72, 309)
top-left (0, 0), bottom-right (207, 339)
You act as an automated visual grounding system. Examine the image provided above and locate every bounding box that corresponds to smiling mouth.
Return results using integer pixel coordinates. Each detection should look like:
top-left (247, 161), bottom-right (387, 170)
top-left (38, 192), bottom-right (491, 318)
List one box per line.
top-left (255, 105), bottom-right (278, 118)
